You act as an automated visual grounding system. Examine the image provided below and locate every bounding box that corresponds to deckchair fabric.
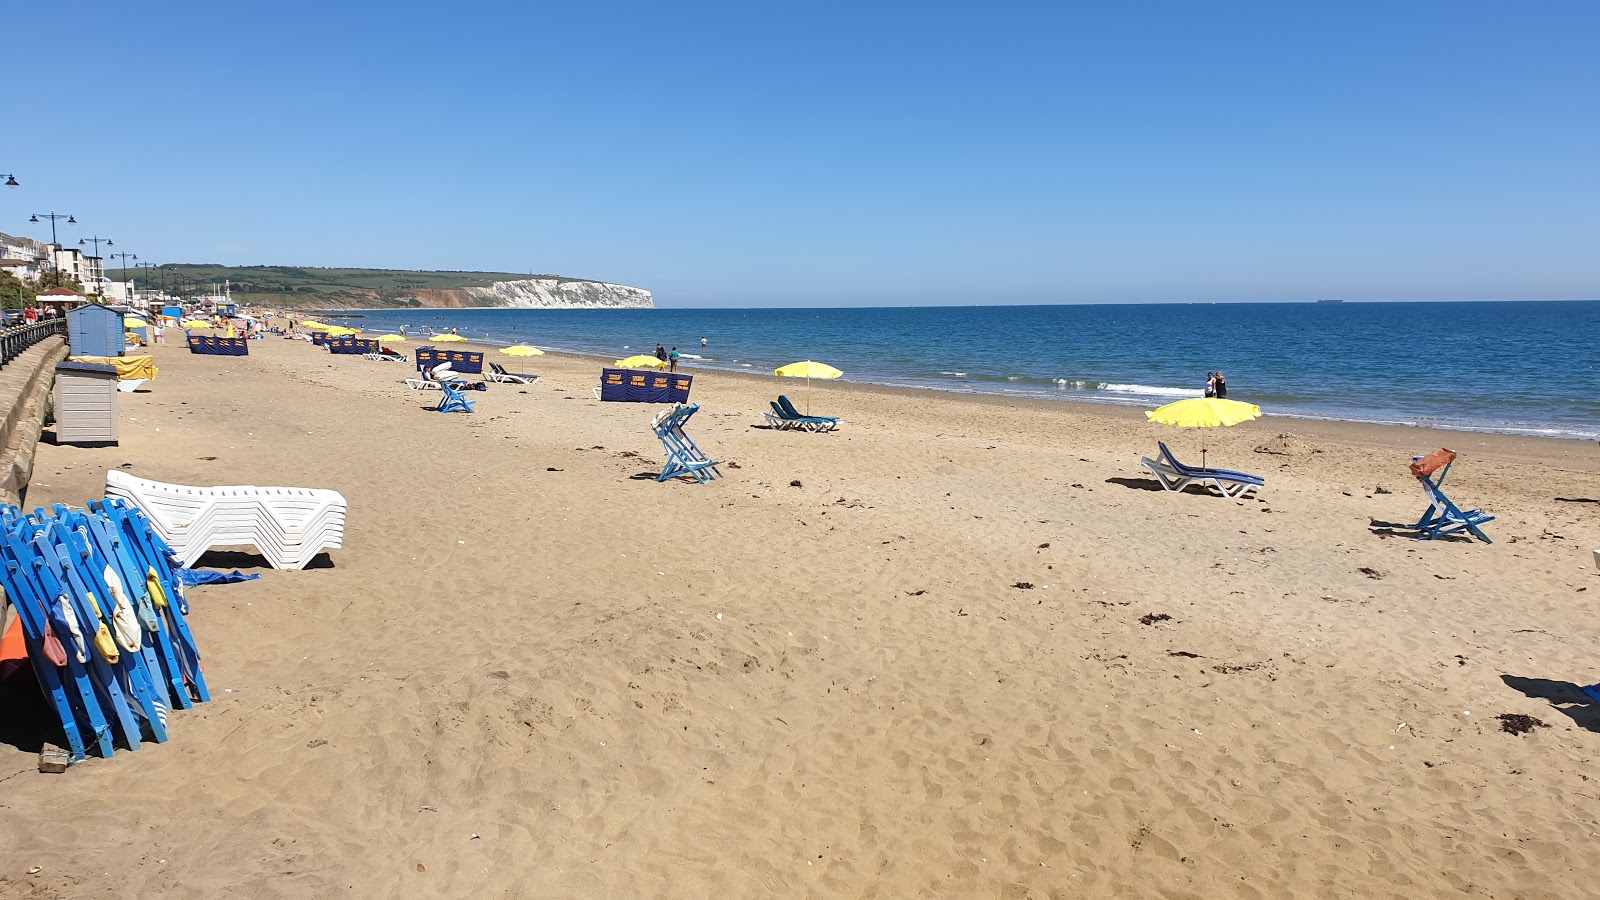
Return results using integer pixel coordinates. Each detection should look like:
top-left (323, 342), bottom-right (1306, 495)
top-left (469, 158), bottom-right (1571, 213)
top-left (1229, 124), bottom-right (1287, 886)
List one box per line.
top-left (104, 469), bottom-right (346, 570)
top-left (1411, 459), bottom-right (1494, 543)
top-left (0, 499), bottom-right (211, 761)
top-left (652, 403), bottom-right (722, 483)
top-left (1141, 442), bottom-right (1264, 499)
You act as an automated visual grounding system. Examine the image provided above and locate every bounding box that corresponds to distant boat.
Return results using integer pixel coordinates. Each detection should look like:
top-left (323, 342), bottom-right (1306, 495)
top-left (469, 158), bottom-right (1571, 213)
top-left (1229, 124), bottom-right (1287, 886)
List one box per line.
top-left (1316, 298), bottom-right (1344, 304)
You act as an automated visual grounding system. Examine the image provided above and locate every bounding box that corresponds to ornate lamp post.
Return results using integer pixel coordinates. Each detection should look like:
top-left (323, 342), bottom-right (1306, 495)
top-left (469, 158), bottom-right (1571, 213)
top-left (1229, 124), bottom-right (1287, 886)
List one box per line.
top-left (28, 211), bottom-right (75, 246)
top-left (2, 174), bottom-right (17, 189)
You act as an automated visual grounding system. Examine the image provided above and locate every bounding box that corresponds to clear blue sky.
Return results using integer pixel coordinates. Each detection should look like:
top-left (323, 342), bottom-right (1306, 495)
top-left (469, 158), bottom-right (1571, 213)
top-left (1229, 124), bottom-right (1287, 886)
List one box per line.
top-left (7, 2), bottom-right (1597, 306)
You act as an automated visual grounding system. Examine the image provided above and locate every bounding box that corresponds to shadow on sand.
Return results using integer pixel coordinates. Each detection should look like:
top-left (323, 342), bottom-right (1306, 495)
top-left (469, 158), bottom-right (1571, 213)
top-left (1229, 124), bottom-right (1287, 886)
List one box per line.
top-left (1501, 675), bottom-right (1600, 733)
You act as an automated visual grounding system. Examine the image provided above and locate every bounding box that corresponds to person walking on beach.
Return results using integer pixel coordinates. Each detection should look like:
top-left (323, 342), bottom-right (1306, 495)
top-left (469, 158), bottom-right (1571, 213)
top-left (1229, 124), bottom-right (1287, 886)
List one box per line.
top-left (669, 347), bottom-right (680, 372)
top-left (655, 343), bottom-right (667, 364)
top-left (1214, 372), bottom-right (1227, 398)
top-left (1204, 372), bottom-right (1216, 398)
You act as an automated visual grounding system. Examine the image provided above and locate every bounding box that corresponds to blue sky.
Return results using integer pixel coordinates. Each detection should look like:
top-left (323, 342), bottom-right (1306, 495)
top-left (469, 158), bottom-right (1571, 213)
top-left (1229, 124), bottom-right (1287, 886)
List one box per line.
top-left (7, 2), bottom-right (1597, 306)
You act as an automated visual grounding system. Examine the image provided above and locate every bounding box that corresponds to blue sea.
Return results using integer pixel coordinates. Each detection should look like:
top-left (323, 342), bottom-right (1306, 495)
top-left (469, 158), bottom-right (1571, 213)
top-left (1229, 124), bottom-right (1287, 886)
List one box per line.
top-left (330, 301), bottom-right (1600, 439)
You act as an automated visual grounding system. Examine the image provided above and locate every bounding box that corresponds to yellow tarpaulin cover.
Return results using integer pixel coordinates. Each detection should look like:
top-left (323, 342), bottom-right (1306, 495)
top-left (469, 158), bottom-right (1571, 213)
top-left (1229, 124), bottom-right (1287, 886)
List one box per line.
top-left (69, 355), bottom-right (158, 381)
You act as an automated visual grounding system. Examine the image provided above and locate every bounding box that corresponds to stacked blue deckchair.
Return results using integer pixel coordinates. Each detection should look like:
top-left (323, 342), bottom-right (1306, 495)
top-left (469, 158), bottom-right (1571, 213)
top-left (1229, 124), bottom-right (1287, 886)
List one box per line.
top-left (652, 403), bottom-right (722, 483)
top-left (764, 395), bottom-right (840, 432)
top-left (1141, 442), bottom-right (1264, 499)
top-left (0, 499), bottom-right (209, 762)
top-left (1409, 449), bottom-right (1493, 543)
top-left (1583, 683), bottom-right (1600, 705)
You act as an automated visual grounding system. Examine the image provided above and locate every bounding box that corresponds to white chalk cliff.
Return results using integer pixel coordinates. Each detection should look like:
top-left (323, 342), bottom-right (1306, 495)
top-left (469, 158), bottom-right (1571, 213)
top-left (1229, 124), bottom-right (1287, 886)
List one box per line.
top-left (466, 278), bottom-right (652, 309)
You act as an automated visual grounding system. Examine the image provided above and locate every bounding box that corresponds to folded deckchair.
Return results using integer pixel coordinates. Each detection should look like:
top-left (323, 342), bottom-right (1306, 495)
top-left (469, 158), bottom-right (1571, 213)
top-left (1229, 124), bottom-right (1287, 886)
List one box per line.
top-left (406, 361), bottom-right (481, 391)
top-left (1141, 442), bottom-right (1264, 499)
top-left (1410, 452), bottom-right (1493, 542)
top-left (776, 395), bottom-right (840, 431)
top-left (364, 347), bottom-right (408, 362)
top-left (652, 403), bottom-right (721, 483)
top-left (484, 362), bottom-right (538, 385)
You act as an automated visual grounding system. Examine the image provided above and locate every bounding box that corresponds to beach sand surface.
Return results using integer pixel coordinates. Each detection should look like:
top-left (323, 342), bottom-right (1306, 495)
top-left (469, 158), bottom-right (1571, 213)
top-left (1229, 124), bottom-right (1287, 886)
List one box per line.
top-left (1, 336), bottom-right (1598, 898)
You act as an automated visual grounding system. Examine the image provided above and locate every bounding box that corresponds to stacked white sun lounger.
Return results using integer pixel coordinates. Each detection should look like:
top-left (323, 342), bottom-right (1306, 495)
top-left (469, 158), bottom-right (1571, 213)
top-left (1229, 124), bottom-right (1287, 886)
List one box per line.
top-left (104, 469), bottom-right (347, 570)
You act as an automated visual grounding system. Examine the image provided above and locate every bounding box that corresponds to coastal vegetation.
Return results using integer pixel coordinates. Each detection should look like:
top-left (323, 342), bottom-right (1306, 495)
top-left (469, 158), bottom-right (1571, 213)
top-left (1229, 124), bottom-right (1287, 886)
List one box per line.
top-left (112, 264), bottom-right (592, 309)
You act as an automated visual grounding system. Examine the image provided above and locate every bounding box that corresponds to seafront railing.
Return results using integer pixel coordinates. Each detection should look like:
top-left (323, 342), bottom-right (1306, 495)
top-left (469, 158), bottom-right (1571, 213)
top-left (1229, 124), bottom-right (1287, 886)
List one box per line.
top-left (0, 319), bottom-right (67, 369)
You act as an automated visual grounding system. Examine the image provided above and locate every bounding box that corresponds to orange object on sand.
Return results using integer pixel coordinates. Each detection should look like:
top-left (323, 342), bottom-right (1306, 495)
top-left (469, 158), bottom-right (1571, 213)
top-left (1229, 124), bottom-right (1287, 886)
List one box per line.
top-left (1410, 448), bottom-right (1457, 479)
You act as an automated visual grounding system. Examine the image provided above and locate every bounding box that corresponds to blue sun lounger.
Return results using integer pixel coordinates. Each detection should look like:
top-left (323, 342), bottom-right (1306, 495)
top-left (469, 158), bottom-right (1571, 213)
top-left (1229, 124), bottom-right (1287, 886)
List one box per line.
top-left (433, 381), bottom-right (476, 413)
top-left (653, 403), bottom-right (722, 483)
top-left (770, 395), bottom-right (840, 432)
top-left (1412, 456), bottom-right (1493, 543)
top-left (1141, 442), bottom-right (1264, 499)
top-left (764, 401), bottom-right (837, 432)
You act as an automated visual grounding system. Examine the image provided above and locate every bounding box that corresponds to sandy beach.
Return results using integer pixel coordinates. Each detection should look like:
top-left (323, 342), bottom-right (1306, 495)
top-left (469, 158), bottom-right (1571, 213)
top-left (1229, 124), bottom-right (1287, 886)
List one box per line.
top-left (2, 334), bottom-right (1597, 898)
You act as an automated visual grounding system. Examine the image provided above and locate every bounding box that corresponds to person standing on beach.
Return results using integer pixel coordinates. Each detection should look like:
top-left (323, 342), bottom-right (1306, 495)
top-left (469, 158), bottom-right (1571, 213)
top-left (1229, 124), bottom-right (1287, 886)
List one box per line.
top-left (669, 347), bottom-right (680, 372)
top-left (1214, 372), bottom-right (1227, 398)
top-left (701, 336), bottom-right (708, 347)
top-left (1205, 372), bottom-right (1216, 398)
top-left (655, 343), bottom-right (667, 363)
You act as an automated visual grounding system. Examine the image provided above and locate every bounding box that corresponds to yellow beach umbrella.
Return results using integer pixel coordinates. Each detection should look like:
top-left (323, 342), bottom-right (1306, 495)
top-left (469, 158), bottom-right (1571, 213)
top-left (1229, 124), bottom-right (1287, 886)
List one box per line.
top-left (299, 321), bottom-right (331, 331)
top-left (432, 333), bottom-right (467, 343)
top-left (324, 326), bottom-right (361, 336)
top-left (1145, 397), bottom-right (1262, 429)
top-left (1146, 397), bottom-right (1263, 468)
top-left (123, 316), bottom-right (148, 329)
top-left (180, 319), bottom-right (210, 328)
top-left (374, 334), bottom-right (406, 342)
top-left (615, 354), bottom-right (666, 368)
top-left (774, 360), bottom-right (843, 414)
top-left (501, 345), bottom-right (544, 356)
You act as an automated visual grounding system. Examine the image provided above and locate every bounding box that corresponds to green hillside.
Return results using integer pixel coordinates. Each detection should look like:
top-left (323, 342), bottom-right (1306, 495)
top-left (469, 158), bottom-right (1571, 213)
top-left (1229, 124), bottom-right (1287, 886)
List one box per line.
top-left (117, 264), bottom-right (563, 309)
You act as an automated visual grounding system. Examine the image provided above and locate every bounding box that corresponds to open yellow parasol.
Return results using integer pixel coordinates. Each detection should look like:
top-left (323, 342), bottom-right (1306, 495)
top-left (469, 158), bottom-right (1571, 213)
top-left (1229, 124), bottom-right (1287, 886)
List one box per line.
top-left (299, 321), bottom-right (331, 331)
top-left (180, 319), bottom-right (211, 328)
top-left (374, 334), bottom-right (406, 342)
top-left (615, 354), bottom-right (666, 368)
top-left (432, 333), bottom-right (467, 342)
top-left (775, 360), bottom-right (843, 414)
top-left (1146, 397), bottom-right (1263, 467)
top-left (501, 345), bottom-right (544, 356)
top-left (123, 316), bottom-right (148, 329)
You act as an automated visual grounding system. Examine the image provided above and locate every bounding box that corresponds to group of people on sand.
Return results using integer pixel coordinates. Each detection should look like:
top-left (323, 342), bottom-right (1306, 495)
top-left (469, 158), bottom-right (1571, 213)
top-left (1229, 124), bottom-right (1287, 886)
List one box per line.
top-left (1204, 371), bottom-right (1228, 398)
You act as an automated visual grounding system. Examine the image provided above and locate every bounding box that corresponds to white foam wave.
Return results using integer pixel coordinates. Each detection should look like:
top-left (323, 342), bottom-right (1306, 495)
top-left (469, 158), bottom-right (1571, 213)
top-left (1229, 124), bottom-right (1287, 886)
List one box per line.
top-left (939, 371), bottom-right (970, 377)
top-left (1100, 383), bottom-right (1201, 398)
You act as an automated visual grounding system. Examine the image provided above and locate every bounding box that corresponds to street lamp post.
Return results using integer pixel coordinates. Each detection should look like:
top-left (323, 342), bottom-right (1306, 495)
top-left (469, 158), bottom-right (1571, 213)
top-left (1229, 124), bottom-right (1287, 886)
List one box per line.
top-left (2, 174), bottom-right (17, 189)
top-left (107, 251), bottom-right (136, 290)
top-left (78, 236), bottom-right (112, 298)
top-left (28, 211), bottom-right (75, 246)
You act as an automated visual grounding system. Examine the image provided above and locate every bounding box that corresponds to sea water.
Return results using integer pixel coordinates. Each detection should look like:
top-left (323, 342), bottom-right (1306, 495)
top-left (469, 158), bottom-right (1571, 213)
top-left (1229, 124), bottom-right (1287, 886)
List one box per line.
top-left (330, 301), bottom-right (1600, 439)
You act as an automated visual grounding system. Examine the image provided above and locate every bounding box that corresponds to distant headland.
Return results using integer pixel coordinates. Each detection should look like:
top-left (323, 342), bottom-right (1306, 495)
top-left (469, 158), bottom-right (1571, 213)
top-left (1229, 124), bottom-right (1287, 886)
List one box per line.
top-left (136, 264), bottom-right (652, 310)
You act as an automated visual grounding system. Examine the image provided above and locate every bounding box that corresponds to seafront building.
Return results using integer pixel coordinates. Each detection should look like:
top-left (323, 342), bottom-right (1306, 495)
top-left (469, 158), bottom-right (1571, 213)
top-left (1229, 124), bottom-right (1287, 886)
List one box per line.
top-left (0, 230), bottom-right (111, 300)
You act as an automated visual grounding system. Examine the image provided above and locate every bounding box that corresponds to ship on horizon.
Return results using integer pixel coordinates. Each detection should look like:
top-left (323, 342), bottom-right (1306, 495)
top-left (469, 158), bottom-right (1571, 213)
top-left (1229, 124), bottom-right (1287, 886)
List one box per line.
top-left (1316, 298), bottom-right (1344, 303)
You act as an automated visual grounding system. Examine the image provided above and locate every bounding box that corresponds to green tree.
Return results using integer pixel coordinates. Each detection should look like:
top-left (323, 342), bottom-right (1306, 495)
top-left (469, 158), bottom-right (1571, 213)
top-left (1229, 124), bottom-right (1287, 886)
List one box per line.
top-left (32, 269), bottom-right (82, 292)
top-left (0, 271), bottom-right (35, 309)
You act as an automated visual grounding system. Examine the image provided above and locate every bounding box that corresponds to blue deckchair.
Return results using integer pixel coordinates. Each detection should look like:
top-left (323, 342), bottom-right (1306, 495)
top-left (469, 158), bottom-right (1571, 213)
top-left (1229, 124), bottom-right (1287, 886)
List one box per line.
top-left (776, 395), bottom-right (840, 431)
top-left (1141, 442), bottom-right (1264, 499)
top-left (94, 498), bottom-right (209, 702)
top-left (1412, 458), bottom-right (1493, 543)
top-left (0, 521), bottom-right (114, 760)
top-left (653, 403), bottom-right (722, 483)
top-left (433, 381), bottom-right (476, 413)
